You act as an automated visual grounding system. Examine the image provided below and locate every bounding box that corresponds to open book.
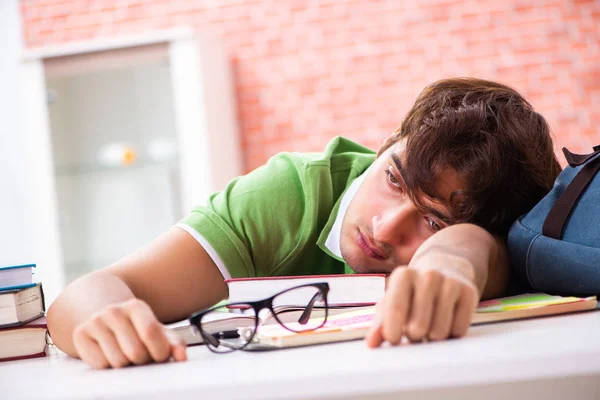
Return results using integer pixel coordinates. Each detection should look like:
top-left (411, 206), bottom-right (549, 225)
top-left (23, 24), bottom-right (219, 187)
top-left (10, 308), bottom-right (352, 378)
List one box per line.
top-left (246, 293), bottom-right (599, 349)
top-left (472, 293), bottom-right (598, 324)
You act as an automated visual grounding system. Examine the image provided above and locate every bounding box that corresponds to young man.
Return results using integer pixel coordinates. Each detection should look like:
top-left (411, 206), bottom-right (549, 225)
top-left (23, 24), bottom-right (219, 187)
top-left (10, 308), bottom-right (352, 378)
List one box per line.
top-left (47, 78), bottom-right (561, 369)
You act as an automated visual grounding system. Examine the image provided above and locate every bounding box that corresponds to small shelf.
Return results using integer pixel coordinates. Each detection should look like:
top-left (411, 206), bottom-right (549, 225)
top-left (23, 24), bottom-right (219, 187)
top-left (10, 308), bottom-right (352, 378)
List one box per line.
top-left (54, 159), bottom-right (179, 176)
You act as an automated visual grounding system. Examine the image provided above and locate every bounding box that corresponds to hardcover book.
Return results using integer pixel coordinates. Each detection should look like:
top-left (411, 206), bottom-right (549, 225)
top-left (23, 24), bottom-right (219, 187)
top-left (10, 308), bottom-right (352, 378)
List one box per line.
top-left (0, 264), bottom-right (36, 292)
top-left (249, 293), bottom-right (598, 348)
top-left (0, 316), bottom-right (47, 362)
top-left (225, 274), bottom-right (386, 306)
top-left (0, 283), bottom-right (45, 328)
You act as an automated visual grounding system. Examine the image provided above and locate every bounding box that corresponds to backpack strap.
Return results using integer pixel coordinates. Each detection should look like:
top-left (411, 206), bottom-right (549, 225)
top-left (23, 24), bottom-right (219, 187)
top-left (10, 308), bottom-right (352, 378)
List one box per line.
top-left (543, 146), bottom-right (600, 240)
top-left (564, 145), bottom-right (600, 167)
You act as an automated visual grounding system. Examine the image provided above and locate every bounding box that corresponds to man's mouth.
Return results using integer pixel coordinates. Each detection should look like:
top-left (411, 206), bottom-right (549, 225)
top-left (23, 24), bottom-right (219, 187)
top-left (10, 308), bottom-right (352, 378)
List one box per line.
top-left (357, 231), bottom-right (386, 260)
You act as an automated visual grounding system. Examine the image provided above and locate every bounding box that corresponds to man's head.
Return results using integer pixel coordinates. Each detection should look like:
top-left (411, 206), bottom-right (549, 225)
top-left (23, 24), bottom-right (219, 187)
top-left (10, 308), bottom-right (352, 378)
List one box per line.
top-left (341, 77), bottom-right (561, 274)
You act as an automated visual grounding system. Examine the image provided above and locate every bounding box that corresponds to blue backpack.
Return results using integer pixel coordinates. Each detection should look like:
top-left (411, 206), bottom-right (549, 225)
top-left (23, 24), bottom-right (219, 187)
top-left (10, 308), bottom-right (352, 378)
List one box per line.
top-left (508, 145), bottom-right (600, 296)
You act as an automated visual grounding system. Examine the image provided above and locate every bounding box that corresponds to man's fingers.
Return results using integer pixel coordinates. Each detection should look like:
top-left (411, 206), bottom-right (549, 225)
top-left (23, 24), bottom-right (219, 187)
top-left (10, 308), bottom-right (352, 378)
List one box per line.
top-left (127, 300), bottom-right (172, 363)
top-left (451, 285), bottom-right (478, 338)
top-left (365, 301), bottom-right (384, 348)
top-left (365, 324), bottom-right (385, 348)
top-left (171, 344), bottom-right (188, 362)
top-left (365, 302), bottom-right (384, 348)
top-left (406, 270), bottom-right (442, 342)
top-left (103, 305), bottom-right (152, 365)
top-left (428, 279), bottom-right (460, 341)
top-left (165, 330), bottom-right (188, 361)
top-left (73, 327), bottom-right (109, 369)
top-left (87, 318), bottom-right (130, 368)
top-left (381, 268), bottom-right (414, 345)
top-left (366, 266), bottom-right (480, 348)
top-left (71, 299), bottom-right (187, 369)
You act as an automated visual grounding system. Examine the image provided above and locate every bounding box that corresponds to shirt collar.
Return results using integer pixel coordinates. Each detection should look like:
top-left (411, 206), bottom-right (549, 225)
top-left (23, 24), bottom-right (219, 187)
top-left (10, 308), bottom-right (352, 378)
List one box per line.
top-left (322, 165), bottom-right (372, 262)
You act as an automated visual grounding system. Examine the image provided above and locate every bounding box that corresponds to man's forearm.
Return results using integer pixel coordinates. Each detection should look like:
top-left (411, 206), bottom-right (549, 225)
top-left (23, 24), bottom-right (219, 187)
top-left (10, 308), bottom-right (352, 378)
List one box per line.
top-left (47, 271), bottom-right (135, 358)
top-left (408, 223), bottom-right (510, 299)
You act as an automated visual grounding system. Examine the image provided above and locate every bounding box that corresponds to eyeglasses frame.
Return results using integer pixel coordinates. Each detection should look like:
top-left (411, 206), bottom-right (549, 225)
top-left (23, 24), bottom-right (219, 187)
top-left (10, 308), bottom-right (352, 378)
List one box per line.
top-left (188, 282), bottom-right (330, 353)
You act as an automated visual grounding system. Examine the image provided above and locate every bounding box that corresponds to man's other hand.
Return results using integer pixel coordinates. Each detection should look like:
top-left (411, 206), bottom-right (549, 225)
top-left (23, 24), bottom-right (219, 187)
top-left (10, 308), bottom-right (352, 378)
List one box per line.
top-left (72, 298), bottom-right (187, 369)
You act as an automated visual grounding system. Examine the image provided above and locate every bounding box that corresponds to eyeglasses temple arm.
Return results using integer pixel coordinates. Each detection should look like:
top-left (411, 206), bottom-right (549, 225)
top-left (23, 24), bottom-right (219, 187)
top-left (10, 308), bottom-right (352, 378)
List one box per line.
top-left (297, 292), bottom-right (323, 325)
top-left (204, 329), bottom-right (240, 347)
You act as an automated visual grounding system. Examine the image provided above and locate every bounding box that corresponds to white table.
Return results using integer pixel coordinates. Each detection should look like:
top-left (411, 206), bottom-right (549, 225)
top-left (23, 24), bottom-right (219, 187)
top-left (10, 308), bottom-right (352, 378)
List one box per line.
top-left (3, 311), bottom-right (600, 400)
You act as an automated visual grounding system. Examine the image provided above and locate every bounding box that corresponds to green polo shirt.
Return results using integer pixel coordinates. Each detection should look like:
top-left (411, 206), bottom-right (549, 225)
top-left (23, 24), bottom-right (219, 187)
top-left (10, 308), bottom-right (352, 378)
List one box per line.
top-left (179, 136), bottom-right (376, 278)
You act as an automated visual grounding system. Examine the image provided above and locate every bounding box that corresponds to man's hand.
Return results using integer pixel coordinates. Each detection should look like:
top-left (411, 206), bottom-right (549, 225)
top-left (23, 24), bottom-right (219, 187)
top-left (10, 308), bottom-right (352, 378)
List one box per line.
top-left (365, 223), bottom-right (510, 347)
top-left (72, 299), bottom-right (187, 369)
top-left (365, 265), bottom-right (479, 347)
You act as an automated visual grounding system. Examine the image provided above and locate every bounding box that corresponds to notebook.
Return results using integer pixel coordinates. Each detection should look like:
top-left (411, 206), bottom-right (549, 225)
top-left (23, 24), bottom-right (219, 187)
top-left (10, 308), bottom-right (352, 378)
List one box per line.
top-left (472, 293), bottom-right (598, 324)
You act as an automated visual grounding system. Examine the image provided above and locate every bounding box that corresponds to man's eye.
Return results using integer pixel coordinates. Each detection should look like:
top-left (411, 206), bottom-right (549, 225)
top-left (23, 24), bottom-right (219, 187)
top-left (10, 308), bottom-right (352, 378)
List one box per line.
top-left (385, 168), bottom-right (401, 188)
top-left (425, 217), bottom-right (442, 232)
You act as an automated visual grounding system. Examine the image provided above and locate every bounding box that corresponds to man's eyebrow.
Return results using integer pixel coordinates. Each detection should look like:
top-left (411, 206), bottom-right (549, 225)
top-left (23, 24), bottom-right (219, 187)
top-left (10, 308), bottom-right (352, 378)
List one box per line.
top-left (389, 152), bottom-right (455, 225)
top-left (427, 207), bottom-right (454, 225)
top-left (390, 152), bottom-right (406, 181)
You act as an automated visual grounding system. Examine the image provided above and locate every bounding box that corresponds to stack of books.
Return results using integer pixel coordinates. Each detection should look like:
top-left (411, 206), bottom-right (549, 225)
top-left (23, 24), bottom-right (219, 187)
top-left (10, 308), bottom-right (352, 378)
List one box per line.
top-left (0, 264), bottom-right (47, 362)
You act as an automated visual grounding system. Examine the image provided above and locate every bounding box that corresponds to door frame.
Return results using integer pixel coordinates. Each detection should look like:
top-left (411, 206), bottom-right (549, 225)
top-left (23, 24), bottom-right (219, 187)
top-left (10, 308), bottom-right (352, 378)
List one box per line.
top-left (21, 27), bottom-right (241, 303)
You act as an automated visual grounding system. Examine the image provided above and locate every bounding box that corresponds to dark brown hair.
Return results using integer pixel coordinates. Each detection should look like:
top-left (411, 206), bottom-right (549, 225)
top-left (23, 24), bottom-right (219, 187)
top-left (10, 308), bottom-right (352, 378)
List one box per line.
top-left (379, 77), bottom-right (561, 235)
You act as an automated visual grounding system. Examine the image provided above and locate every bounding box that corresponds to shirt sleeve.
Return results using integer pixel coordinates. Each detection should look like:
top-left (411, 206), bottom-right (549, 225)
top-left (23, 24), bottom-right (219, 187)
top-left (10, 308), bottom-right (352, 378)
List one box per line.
top-left (178, 153), bottom-right (314, 278)
top-left (175, 223), bottom-right (232, 280)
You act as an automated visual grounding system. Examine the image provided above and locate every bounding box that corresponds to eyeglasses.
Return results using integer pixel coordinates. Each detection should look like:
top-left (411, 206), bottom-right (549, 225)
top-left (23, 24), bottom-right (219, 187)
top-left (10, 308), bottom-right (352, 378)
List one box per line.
top-left (188, 282), bottom-right (330, 353)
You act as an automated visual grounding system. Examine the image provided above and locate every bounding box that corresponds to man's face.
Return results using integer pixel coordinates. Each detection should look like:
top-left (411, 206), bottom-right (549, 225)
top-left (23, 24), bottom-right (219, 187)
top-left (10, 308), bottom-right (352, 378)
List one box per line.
top-left (340, 139), bottom-right (464, 274)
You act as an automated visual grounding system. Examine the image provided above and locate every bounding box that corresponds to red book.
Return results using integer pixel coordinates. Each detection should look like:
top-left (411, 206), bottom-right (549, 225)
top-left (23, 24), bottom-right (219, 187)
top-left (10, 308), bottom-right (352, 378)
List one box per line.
top-left (225, 274), bottom-right (386, 306)
top-left (0, 316), bottom-right (47, 362)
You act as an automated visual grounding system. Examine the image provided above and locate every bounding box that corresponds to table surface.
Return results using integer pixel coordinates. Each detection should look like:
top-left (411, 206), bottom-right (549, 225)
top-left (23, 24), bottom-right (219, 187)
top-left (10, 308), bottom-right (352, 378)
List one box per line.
top-left (3, 311), bottom-right (600, 400)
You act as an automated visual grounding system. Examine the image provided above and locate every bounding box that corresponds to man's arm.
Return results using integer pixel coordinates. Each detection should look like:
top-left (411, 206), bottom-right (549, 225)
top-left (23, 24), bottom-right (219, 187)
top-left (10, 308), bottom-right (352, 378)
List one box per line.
top-left (407, 223), bottom-right (510, 300)
top-left (47, 227), bottom-right (228, 368)
top-left (366, 223), bottom-right (510, 347)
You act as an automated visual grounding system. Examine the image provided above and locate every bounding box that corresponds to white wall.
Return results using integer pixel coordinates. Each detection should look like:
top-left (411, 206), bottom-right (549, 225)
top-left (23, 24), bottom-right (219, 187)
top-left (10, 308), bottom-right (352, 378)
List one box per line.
top-left (0, 1), bottom-right (35, 265)
top-left (0, 0), bottom-right (65, 303)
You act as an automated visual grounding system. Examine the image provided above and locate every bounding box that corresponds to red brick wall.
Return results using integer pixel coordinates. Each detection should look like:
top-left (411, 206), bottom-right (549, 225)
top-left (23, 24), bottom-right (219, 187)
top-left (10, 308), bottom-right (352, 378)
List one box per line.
top-left (21, 0), bottom-right (600, 171)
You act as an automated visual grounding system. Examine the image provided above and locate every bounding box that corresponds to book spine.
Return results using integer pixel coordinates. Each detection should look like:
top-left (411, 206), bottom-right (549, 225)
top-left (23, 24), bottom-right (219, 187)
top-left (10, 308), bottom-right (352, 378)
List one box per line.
top-left (0, 347), bottom-right (47, 363)
top-left (225, 274), bottom-right (387, 283)
top-left (0, 283), bottom-right (37, 292)
top-left (0, 264), bottom-right (36, 271)
top-left (40, 282), bottom-right (46, 312)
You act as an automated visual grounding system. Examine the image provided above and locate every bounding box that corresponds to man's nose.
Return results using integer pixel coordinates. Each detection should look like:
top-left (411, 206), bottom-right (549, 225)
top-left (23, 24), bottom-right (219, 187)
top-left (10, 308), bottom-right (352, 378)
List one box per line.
top-left (372, 202), bottom-right (419, 245)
